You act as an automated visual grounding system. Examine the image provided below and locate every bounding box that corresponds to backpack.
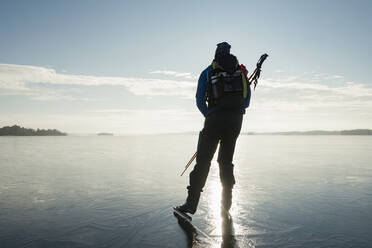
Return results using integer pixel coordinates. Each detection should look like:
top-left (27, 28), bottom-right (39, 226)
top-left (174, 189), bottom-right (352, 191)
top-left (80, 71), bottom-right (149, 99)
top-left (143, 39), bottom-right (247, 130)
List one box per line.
top-left (206, 54), bottom-right (248, 110)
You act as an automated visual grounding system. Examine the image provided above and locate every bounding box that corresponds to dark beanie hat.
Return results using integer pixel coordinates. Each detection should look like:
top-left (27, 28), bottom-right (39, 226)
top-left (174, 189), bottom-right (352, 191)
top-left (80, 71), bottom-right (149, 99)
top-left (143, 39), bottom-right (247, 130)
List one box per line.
top-left (215, 42), bottom-right (231, 56)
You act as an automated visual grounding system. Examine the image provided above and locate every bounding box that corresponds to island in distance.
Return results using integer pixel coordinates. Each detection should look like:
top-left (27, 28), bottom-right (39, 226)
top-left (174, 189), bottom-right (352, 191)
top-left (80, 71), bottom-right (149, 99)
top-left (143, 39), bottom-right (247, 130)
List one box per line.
top-left (0, 125), bottom-right (67, 136)
top-left (97, 133), bottom-right (114, 136)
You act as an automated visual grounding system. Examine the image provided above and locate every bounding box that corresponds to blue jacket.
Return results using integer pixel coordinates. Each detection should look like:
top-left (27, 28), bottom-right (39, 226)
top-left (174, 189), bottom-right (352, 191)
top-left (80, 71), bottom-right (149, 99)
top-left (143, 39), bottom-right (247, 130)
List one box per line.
top-left (196, 65), bottom-right (251, 117)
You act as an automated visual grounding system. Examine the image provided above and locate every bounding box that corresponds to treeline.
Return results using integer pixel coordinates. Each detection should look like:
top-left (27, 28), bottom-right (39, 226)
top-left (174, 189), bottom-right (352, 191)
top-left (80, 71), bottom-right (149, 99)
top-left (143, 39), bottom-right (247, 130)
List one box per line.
top-left (0, 125), bottom-right (67, 136)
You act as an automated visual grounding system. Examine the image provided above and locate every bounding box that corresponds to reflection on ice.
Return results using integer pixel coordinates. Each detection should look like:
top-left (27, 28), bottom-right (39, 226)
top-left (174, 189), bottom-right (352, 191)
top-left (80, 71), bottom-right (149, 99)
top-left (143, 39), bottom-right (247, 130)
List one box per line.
top-left (201, 161), bottom-right (253, 248)
top-left (176, 217), bottom-right (199, 247)
top-left (205, 163), bottom-right (222, 236)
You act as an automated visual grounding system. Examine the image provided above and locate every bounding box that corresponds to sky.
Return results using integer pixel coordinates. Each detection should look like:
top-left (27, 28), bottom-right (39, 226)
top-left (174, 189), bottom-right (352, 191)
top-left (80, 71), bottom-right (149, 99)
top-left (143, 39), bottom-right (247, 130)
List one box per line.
top-left (0, 0), bottom-right (371, 134)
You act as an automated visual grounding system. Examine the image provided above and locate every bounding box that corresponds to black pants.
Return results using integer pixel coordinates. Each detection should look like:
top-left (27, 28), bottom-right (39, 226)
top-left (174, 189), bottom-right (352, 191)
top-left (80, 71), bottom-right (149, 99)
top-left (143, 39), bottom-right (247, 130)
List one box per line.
top-left (188, 111), bottom-right (243, 193)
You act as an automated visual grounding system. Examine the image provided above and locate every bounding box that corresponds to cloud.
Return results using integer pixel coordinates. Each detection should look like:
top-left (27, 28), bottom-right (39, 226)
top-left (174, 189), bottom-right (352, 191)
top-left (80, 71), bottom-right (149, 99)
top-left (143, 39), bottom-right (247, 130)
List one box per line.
top-left (88, 108), bottom-right (199, 120)
top-left (332, 75), bottom-right (344, 79)
top-left (149, 70), bottom-right (198, 80)
top-left (2, 63), bottom-right (372, 107)
top-left (1, 63), bottom-right (372, 132)
top-left (245, 73), bottom-right (372, 131)
top-left (0, 64), bottom-right (196, 99)
top-left (1, 108), bottom-right (203, 134)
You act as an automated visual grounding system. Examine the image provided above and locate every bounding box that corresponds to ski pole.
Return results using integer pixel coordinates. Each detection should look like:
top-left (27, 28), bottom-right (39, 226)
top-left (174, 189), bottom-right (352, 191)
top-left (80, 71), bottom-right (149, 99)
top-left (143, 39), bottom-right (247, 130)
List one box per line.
top-left (248, 67), bottom-right (258, 82)
top-left (248, 53), bottom-right (268, 90)
top-left (180, 151), bottom-right (197, 176)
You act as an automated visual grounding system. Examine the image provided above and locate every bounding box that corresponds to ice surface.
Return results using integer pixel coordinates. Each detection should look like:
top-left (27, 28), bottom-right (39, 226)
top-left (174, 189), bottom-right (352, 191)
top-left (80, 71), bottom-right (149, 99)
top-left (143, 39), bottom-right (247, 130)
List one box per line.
top-left (0, 135), bottom-right (371, 247)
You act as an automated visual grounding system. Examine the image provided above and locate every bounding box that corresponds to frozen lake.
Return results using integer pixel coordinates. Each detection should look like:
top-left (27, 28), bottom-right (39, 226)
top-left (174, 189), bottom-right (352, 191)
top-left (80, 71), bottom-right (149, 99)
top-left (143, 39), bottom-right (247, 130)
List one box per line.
top-left (0, 135), bottom-right (371, 247)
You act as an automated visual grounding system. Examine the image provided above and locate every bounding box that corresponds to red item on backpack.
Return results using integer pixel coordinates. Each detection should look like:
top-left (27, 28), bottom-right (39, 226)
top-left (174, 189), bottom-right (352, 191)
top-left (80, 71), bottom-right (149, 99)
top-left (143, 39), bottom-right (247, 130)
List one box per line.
top-left (240, 64), bottom-right (248, 76)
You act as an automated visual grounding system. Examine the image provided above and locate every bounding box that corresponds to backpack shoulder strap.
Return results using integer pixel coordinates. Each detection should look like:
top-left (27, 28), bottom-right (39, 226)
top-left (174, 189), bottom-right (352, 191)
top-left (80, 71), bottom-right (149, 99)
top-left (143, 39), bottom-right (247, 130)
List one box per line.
top-left (240, 64), bottom-right (249, 98)
top-left (212, 60), bottom-right (224, 70)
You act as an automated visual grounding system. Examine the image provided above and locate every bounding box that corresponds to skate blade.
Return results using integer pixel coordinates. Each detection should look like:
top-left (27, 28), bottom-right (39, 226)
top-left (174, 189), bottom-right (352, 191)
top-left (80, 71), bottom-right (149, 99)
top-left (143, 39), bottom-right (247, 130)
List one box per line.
top-left (173, 207), bottom-right (192, 221)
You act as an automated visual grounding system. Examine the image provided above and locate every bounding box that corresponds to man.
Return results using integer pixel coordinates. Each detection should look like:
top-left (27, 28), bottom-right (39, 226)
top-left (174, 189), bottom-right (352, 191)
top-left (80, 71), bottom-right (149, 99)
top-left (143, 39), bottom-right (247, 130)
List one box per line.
top-left (176, 42), bottom-right (251, 216)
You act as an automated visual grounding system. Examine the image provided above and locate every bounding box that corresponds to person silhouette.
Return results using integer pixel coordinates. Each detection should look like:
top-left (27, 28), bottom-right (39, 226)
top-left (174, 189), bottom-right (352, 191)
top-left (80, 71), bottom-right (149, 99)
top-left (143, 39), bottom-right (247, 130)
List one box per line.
top-left (175, 42), bottom-right (251, 217)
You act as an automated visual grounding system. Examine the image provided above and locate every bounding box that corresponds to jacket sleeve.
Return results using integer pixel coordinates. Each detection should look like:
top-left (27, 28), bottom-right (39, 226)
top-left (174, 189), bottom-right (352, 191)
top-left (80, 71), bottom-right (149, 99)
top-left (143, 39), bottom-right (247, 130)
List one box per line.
top-left (196, 67), bottom-right (210, 117)
top-left (245, 85), bottom-right (251, 108)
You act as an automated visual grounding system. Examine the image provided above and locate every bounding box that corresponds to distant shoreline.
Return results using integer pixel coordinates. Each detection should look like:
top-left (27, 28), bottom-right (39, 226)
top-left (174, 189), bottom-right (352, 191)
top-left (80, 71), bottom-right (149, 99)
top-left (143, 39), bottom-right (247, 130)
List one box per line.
top-left (1, 125), bottom-right (372, 136)
top-left (241, 129), bottom-right (372, 135)
top-left (0, 125), bottom-right (67, 136)
top-left (138, 129), bottom-right (372, 136)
